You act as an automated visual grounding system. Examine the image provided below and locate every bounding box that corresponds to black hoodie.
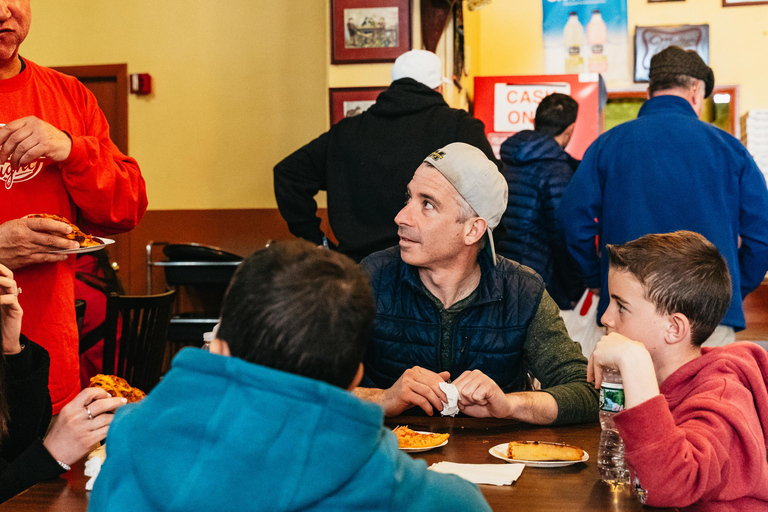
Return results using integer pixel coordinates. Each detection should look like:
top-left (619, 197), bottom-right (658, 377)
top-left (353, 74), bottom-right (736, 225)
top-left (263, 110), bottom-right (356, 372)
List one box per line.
top-left (274, 78), bottom-right (498, 262)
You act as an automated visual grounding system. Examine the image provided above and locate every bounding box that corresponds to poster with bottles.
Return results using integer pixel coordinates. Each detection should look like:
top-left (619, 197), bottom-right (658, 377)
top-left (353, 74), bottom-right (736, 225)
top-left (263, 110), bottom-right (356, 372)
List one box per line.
top-left (542, 0), bottom-right (629, 83)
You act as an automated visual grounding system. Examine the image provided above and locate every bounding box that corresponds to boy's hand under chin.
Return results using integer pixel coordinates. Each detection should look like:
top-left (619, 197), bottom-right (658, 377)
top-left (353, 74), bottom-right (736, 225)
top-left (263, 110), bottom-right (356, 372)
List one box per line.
top-left (588, 332), bottom-right (661, 409)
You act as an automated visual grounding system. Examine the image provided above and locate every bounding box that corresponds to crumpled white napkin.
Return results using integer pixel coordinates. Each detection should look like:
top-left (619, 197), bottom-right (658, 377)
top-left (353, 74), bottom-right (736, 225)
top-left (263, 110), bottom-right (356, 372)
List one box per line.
top-left (428, 461), bottom-right (525, 486)
top-left (84, 453), bottom-right (105, 491)
top-left (439, 382), bottom-right (460, 417)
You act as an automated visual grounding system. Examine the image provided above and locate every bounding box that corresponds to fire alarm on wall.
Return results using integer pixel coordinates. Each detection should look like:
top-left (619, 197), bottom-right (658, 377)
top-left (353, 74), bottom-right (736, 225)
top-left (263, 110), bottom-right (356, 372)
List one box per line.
top-left (130, 73), bottom-right (152, 95)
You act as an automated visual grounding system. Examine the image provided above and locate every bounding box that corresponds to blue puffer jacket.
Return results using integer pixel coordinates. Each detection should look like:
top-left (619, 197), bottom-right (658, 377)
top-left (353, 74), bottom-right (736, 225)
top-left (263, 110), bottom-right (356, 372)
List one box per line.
top-left (495, 130), bottom-right (584, 309)
top-left (360, 247), bottom-right (544, 392)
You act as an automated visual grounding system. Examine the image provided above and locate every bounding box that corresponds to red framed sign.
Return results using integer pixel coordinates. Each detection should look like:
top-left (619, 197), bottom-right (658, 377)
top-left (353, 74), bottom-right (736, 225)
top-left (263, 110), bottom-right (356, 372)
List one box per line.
top-left (474, 74), bottom-right (600, 160)
top-left (331, 0), bottom-right (411, 64)
top-left (329, 87), bottom-right (387, 125)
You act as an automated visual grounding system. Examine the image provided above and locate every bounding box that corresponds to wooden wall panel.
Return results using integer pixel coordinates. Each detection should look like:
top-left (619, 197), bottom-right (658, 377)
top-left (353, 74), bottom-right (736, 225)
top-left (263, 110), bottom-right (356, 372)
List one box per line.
top-left (111, 208), bottom-right (332, 294)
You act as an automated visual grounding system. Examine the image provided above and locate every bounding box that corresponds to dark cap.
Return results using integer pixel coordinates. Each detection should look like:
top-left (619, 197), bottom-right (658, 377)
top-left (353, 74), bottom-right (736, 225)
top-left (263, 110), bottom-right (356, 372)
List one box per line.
top-left (649, 46), bottom-right (714, 98)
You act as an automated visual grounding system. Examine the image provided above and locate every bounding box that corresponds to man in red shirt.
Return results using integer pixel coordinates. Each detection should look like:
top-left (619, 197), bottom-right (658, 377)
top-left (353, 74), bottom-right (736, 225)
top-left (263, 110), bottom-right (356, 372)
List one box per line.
top-left (0, 0), bottom-right (148, 413)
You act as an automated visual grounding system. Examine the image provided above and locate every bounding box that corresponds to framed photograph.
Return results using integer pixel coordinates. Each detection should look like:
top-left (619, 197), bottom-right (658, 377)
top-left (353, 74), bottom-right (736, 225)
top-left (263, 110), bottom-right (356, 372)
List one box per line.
top-left (329, 87), bottom-right (387, 125)
top-left (331, 0), bottom-right (411, 64)
top-left (634, 24), bottom-right (709, 82)
top-left (723, 0), bottom-right (768, 5)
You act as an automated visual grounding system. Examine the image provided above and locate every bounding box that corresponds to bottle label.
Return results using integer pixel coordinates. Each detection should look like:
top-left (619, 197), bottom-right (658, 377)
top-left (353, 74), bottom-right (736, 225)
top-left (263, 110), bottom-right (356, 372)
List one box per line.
top-left (568, 45), bottom-right (581, 56)
top-left (600, 382), bottom-right (625, 412)
top-left (591, 44), bottom-right (603, 54)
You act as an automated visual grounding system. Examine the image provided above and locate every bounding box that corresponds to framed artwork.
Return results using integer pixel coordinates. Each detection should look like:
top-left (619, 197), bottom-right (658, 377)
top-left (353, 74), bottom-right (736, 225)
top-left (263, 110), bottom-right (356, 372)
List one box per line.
top-left (723, 0), bottom-right (768, 5)
top-left (329, 87), bottom-right (387, 125)
top-left (634, 24), bottom-right (709, 82)
top-left (331, 0), bottom-right (411, 64)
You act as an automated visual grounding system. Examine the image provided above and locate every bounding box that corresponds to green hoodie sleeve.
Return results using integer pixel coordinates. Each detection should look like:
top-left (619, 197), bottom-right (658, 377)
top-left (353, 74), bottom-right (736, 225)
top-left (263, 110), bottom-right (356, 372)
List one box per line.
top-left (524, 292), bottom-right (600, 425)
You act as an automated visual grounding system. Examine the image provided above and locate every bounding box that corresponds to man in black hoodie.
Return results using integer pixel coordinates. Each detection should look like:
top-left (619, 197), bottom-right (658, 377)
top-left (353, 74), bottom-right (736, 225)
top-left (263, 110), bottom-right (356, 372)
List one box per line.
top-left (495, 93), bottom-right (584, 310)
top-left (274, 50), bottom-right (497, 262)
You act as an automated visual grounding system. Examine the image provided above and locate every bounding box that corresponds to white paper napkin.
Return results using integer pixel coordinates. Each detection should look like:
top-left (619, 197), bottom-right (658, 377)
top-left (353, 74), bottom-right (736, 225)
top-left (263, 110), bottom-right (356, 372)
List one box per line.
top-left (428, 461), bottom-right (525, 486)
top-left (439, 382), bottom-right (460, 417)
top-left (84, 454), bottom-right (105, 491)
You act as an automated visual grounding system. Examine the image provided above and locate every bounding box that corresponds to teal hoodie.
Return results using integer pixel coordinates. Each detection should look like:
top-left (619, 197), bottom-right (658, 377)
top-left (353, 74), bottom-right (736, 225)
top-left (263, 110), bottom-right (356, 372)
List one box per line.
top-left (89, 349), bottom-right (490, 512)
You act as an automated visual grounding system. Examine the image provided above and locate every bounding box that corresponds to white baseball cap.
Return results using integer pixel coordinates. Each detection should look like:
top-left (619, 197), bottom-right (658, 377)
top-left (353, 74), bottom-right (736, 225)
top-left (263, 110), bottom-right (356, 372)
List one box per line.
top-left (423, 143), bottom-right (508, 263)
top-left (391, 50), bottom-right (442, 89)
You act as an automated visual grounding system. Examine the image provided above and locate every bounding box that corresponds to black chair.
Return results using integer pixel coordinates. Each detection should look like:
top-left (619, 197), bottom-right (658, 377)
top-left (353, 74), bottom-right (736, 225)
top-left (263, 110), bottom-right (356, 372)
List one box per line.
top-left (102, 289), bottom-right (177, 393)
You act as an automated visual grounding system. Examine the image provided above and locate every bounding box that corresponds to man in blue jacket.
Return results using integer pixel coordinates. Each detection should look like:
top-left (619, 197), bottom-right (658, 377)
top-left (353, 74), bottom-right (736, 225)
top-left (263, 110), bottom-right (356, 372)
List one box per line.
top-left (355, 143), bottom-right (598, 425)
top-left (90, 240), bottom-right (491, 512)
top-left (496, 93), bottom-right (585, 310)
top-left (557, 46), bottom-right (768, 346)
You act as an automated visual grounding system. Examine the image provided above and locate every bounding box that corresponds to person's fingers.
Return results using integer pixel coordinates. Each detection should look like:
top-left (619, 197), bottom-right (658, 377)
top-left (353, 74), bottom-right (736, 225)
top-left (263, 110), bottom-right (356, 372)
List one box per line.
top-left (0, 275), bottom-right (16, 293)
top-left (87, 396), bottom-right (128, 417)
top-left (408, 380), bottom-right (445, 412)
top-left (407, 391), bottom-right (435, 416)
top-left (0, 265), bottom-right (12, 279)
top-left (437, 371), bottom-right (451, 382)
top-left (2, 125), bottom-right (34, 167)
top-left (593, 364), bottom-right (604, 391)
top-left (23, 217), bottom-right (73, 235)
top-left (451, 370), bottom-right (471, 387)
top-left (88, 424), bottom-right (111, 444)
top-left (71, 386), bottom-right (112, 408)
top-left (10, 136), bottom-right (41, 169)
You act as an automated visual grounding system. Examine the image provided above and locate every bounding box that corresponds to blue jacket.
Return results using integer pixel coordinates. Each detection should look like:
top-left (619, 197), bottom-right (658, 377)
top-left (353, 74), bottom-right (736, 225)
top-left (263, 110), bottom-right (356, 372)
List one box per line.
top-left (360, 247), bottom-right (543, 393)
top-left (89, 349), bottom-right (490, 512)
top-left (557, 95), bottom-right (768, 329)
top-left (496, 130), bottom-right (585, 309)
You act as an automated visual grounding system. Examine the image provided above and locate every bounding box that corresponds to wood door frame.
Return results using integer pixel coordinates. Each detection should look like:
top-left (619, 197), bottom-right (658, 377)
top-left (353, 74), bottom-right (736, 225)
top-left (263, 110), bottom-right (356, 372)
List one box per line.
top-left (52, 63), bottom-right (129, 153)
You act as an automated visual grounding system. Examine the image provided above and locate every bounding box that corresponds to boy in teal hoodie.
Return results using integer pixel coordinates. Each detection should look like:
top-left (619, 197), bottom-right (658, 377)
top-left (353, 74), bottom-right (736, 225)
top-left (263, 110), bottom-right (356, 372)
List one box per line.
top-left (90, 240), bottom-right (490, 512)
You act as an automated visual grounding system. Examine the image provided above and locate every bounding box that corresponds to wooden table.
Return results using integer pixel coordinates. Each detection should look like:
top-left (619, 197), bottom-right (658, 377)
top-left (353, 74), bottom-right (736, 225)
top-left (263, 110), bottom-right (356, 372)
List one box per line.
top-left (5, 416), bottom-right (676, 511)
top-left (384, 416), bottom-right (678, 512)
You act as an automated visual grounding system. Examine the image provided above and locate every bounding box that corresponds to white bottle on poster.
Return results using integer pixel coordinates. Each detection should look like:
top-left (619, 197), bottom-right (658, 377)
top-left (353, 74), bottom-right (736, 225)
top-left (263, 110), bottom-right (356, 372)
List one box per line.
top-left (587, 9), bottom-right (608, 73)
top-left (564, 12), bottom-right (585, 74)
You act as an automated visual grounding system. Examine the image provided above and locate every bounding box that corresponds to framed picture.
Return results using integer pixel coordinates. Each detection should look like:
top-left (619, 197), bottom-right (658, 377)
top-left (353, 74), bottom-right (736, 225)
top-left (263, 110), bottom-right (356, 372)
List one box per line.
top-left (634, 24), bottom-right (709, 82)
top-left (331, 0), bottom-right (411, 64)
top-left (723, 0), bottom-right (768, 5)
top-left (329, 87), bottom-right (387, 125)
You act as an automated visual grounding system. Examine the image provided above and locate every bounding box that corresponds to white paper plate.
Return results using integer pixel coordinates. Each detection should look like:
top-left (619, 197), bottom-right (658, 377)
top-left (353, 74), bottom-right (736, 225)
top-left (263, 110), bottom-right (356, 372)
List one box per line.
top-left (398, 431), bottom-right (449, 453)
top-left (489, 442), bottom-right (589, 468)
top-left (49, 237), bottom-right (115, 255)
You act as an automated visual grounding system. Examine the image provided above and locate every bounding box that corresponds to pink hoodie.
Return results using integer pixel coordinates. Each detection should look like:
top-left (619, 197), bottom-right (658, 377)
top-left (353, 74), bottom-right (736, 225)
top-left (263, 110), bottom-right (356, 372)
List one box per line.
top-left (615, 342), bottom-right (768, 511)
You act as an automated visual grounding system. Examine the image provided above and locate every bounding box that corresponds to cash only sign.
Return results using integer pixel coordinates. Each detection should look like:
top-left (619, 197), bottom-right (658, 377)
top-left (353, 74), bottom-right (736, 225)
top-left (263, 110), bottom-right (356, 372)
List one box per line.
top-left (474, 74), bottom-right (600, 160)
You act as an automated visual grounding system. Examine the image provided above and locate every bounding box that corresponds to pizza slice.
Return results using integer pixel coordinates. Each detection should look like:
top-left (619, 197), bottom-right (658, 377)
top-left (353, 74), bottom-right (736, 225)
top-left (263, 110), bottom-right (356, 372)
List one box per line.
top-left (27, 213), bottom-right (102, 247)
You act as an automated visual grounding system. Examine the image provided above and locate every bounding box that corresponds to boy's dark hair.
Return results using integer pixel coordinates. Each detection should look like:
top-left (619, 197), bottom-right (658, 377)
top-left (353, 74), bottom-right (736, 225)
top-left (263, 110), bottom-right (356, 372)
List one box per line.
top-left (217, 240), bottom-right (374, 388)
top-left (607, 231), bottom-right (731, 346)
top-left (534, 93), bottom-right (579, 137)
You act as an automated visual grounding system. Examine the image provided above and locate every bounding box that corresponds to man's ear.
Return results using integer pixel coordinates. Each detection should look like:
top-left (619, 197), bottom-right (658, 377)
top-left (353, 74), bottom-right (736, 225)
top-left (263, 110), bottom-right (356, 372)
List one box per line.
top-left (464, 217), bottom-right (488, 247)
top-left (210, 338), bottom-right (232, 357)
top-left (664, 313), bottom-right (691, 346)
top-left (347, 363), bottom-right (364, 391)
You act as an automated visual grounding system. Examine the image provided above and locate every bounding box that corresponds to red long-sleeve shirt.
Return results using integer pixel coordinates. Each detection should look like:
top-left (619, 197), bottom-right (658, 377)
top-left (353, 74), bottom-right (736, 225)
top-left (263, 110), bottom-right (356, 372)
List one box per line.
top-left (0, 58), bottom-right (147, 413)
top-left (615, 342), bottom-right (768, 511)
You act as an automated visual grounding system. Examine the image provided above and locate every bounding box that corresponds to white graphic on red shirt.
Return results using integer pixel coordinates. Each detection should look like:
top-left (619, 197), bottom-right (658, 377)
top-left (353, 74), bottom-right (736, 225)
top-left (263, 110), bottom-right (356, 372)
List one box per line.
top-left (1, 159), bottom-right (45, 190)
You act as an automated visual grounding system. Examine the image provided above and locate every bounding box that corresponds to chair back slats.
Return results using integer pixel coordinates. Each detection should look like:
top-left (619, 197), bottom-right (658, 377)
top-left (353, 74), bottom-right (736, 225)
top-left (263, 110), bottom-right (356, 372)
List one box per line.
top-left (103, 290), bottom-right (177, 392)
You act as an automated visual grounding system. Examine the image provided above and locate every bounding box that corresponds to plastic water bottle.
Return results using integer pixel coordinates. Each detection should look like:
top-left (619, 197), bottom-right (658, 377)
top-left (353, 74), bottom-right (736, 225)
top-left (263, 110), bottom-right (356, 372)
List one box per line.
top-left (598, 368), bottom-right (629, 484)
top-left (202, 331), bottom-right (213, 352)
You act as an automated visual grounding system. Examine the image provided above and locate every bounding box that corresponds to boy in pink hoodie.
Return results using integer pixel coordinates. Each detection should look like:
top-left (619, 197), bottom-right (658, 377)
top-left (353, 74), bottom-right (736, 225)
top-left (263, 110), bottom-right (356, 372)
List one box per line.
top-left (588, 230), bottom-right (768, 511)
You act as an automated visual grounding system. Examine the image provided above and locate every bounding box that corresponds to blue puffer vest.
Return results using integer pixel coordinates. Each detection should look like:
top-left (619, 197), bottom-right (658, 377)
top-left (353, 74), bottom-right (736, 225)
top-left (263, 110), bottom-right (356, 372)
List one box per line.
top-left (360, 247), bottom-right (545, 392)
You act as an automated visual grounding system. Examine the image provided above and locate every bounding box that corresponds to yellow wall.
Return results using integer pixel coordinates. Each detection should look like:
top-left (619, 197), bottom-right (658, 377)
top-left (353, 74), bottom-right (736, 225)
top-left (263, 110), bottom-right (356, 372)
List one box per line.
top-left (22, 0), bottom-right (328, 210)
top-left (465, 0), bottom-right (768, 114)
